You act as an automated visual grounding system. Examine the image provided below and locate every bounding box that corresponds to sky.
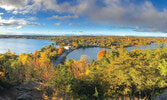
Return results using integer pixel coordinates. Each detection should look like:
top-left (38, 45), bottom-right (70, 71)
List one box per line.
top-left (0, 0), bottom-right (167, 37)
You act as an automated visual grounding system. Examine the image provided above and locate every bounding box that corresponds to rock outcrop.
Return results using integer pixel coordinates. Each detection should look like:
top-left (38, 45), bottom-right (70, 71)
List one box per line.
top-left (0, 81), bottom-right (43, 100)
top-left (0, 85), bottom-right (3, 91)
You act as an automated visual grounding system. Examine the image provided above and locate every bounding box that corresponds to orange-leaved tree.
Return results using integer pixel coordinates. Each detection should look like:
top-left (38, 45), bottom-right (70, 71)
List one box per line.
top-left (58, 46), bottom-right (63, 55)
top-left (97, 50), bottom-right (106, 60)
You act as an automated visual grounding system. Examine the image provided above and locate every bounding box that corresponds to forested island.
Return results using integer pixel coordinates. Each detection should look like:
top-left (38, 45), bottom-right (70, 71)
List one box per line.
top-left (0, 36), bottom-right (167, 100)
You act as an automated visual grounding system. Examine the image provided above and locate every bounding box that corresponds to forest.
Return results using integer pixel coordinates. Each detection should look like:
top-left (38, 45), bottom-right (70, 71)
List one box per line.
top-left (0, 36), bottom-right (167, 100)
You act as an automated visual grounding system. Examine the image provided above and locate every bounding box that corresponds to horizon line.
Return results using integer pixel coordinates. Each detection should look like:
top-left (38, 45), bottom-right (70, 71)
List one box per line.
top-left (0, 34), bottom-right (167, 38)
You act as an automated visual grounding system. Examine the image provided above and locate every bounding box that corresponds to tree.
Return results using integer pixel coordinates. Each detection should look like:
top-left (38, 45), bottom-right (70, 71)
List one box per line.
top-left (58, 46), bottom-right (63, 55)
top-left (97, 50), bottom-right (106, 60)
top-left (33, 50), bottom-right (39, 58)
top-left (80, 55), bottom-right (90, 63)
top-left (50, 65), bottom-right (73, 99)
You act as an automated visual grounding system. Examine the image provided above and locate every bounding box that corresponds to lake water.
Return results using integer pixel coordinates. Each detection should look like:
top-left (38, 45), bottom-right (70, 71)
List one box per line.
top-left (66, 43), bottom-right (166, 62)
top-left (0, 38), bottom-right (53, 54)
top-left (126, 43), bottom-right (165, 51)
top-left (0, 38), bottom-right (165, 62)
top-left (66, 47), bottom-right (111, 62)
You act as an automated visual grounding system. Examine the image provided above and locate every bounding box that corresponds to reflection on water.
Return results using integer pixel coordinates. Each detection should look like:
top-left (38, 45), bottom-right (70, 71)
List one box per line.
top-left (66, 47), bottom-right (111, 63)
top-left (66, 43), bottom-right (166, 62)
top-left (126, 43), bottom-right (165, 51)
top-left (0, 38), bottom-right (53, 54)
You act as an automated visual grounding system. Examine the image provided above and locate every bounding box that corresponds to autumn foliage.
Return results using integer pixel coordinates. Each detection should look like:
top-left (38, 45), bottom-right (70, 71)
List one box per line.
top-left (1, 36), bottom-right (167, 99)
top-left (33, 50), bottom-right (39, 58)
top-left (97, 50), bottom-right (106, 60)
top-left (58, 46), bottom-right (63, 55)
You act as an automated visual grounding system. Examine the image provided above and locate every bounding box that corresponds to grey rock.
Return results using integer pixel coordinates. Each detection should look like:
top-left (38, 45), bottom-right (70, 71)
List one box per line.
top-left (16, 92), bottom-right (34, 100)
top-left (0, 85), bottom-right (3, 91)
top-left (0, 97), bottom-right (11, 100)
top-left (16, 81), bottom-right (41, 100)
top-left (153, 91), bottom-right (167, 100)
top-left (46, 87), bottom-right (54, 96)
top-left (16, 81), bottom-right (40, 91)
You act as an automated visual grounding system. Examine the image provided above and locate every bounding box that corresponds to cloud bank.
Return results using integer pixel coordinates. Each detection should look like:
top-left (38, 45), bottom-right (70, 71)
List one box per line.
top-left (0, 16), bottom-right (40, 29)
top-left (0, 0), bottom-right (167, 33)
top-left (49, 15), bottom-right (79, 20)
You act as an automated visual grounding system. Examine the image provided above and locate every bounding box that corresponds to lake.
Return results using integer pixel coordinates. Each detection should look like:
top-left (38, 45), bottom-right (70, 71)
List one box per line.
top-left (66, 47), bottom-right (111, 62)
top-left (0, 38), bottom-right (53, 54)
top-left (66, 43), bottom-right (166, 62)
top-left (0, 38), bottom-right (165, 62)
top-left (126, 43), bottom-right (165, 51)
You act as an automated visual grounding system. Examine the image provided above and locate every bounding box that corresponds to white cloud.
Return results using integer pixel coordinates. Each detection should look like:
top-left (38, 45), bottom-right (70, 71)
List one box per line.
top-left (55, 22), bottom-right (61, 26)
top-left (0, 0), bottom-right (28, 10)
top-left (0, 13), bottom-right (4, 15)
top-left (49, 15), bottom-right (79, 20)
top-left (0, 0), bottom-right (42, 14)
top-left (135, 26), bottom-right (139, 30)
top-left (28, 17), bottom-right (38, 20)
top-left (1, 0), bottom-right (167, 33)
top-left (16, 25), bottom-right (23, 29)
top-left (41, 0), bottom-right (167, 33)
top-left (68, 23), bottom-right (82, 26)
top-left (0, 16), bottom-right (40, 29)
top-left (68, 23), bottom-right (73, 26)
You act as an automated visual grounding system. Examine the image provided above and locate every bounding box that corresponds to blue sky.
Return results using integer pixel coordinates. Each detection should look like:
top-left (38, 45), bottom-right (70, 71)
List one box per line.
top-left (0, 0), bottom-right (167, 37)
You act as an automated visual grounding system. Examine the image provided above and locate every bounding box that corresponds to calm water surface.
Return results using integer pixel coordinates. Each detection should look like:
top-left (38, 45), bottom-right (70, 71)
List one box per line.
top-left (66, 43), bottom-right (166, 62)
top-left (126, 43), bottom-right (165, 51)
top-left (66, 47), bottom-right (111, 62)
top-left (0, 38), bottom-right (53, 54)
top-left (0, 38), bottom-right (165, 62)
